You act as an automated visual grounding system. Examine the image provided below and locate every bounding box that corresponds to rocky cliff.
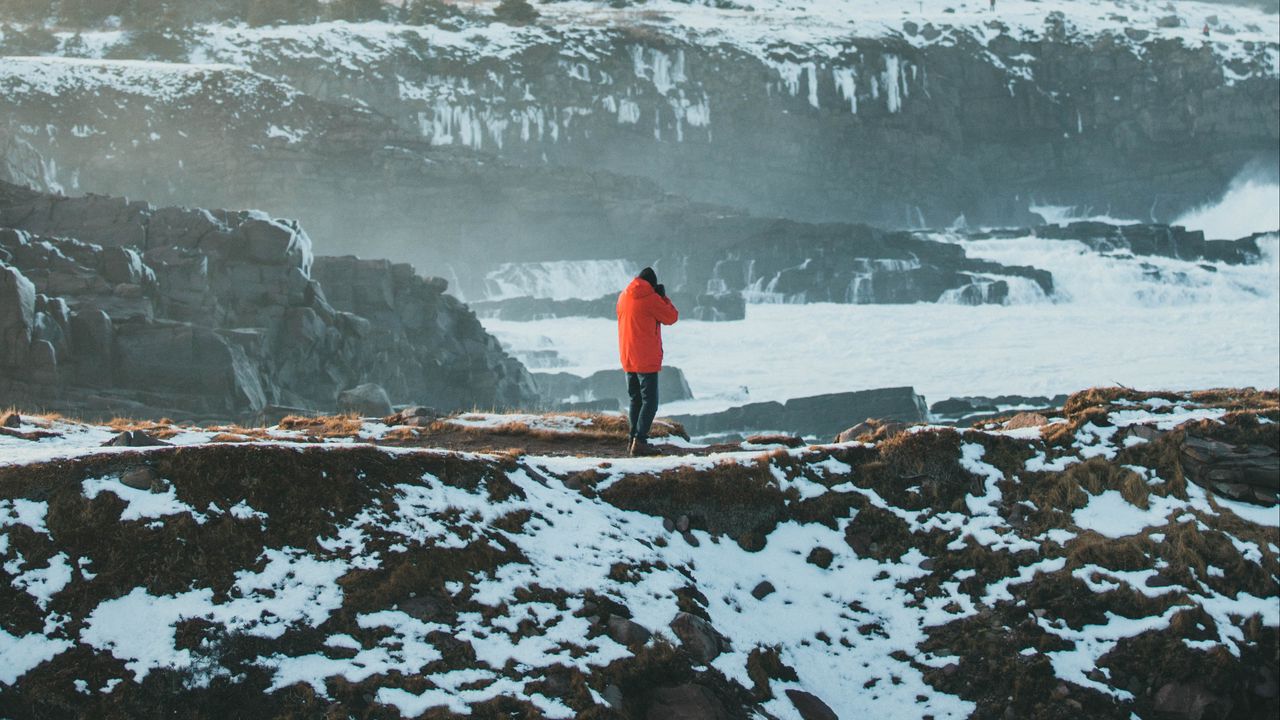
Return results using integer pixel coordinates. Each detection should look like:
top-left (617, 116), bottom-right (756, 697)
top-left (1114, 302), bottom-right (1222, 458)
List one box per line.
top-left (0, 57), bottom-right (1075, 307)
top-left (0, 181), bottom-right (535, 421)
top-left (164, 2), bottom-right (1280, 227)
top-left (0, 0), bottom-right (1276, 295)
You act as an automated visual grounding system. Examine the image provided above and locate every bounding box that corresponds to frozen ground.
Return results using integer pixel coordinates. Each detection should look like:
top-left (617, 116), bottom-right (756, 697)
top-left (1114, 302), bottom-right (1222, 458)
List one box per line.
top-left (1, 390), bottom-right (1276, 718)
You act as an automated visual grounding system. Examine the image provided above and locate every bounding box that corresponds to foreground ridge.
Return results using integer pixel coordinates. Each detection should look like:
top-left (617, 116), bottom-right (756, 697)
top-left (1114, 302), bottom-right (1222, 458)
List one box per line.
top-left (0, 387), bottom-right (1277, 719)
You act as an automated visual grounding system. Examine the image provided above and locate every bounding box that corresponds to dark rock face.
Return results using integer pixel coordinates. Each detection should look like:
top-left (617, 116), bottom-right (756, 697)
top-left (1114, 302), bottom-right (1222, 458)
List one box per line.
top-left (10, 48), bottom-right (1259, 313)
top-left (1152, 681), bottom-right (1233, 720)
top-left (102, 430), bottom-right (170, 448)
top-left (533, 366), bottom-right (693, 411)
top-left (1033, 223), bottom-right (1265, 264)
top-left (1181, 433), bottom-right (1279, 506)
top-left (337, 383), bottom-right (394, 418)
top-left (930, 394), bottom-right (1070, 421)
top-left (670, 611), bottom-right (727, 664)
top-left (605, 616), bottom-right (652, 647)
top-left (674, 387), bottom-right (928, 439)
top-left (0, 181), bottom-right (536, 421)
top-left (160, 25), bottom-right (1277, 229)
top-left (785, 689), bottom-right (840, 720)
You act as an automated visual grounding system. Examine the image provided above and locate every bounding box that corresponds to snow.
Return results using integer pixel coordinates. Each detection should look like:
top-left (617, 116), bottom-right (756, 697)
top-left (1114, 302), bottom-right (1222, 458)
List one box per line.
top-left (0, 499), bottom-right (49, 534)
top-left (10, 552), bottom-right (74, 610)
top-left (1041, 604), bottom-right (1182, 700)
top-left (1073, 490), bottom-right (1188, 539)
top-left (82, 476), bottom-right (208, 524)
top-left (228, 500), bottom-right (268, 522)
top-left (266, 611), bottom-right (447, 695)
top-left (446, 412), bottom-right (593, 433)
top-left (0, 628), bottom-right (71, 686)
top-left (82, 547), bottom-right (350, 682)
top-left (1213, 494), bottom-right (1280, 529)
top-left (0, 56), bottom-right (286, 104)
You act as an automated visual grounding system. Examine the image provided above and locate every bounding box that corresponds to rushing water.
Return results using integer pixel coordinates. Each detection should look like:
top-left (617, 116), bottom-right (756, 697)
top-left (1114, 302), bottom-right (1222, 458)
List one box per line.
top-left (482, 183), bottom-right (1280, 414)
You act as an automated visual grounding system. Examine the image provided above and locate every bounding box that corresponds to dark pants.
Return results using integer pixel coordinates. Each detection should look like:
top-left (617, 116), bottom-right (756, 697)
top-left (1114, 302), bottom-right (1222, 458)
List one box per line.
top-left (627, 372), bottom-right (659, 442)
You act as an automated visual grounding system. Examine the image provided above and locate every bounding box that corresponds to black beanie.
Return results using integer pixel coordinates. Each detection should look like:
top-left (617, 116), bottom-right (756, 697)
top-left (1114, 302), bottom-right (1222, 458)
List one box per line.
top-left (638, 267), bottom-right (658, 287)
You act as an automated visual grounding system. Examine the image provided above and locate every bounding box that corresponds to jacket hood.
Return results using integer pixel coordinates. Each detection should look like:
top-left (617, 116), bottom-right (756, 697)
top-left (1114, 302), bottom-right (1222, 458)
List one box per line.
top-left (623, 277), bottom-right (657, 298)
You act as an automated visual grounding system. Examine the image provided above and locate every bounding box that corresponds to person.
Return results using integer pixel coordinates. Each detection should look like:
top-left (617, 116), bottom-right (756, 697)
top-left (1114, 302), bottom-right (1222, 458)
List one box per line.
top-left (616, 266), bottom-right (679, 456)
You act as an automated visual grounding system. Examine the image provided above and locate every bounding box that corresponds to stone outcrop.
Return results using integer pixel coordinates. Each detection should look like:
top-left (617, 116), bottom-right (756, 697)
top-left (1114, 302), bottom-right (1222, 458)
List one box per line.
top-left (673, 387), bottom-right (928, 439)
top-left (930, 394), bottom-right (1070, 421)
top-left (533, 366), bottom-right (693, 412)
top-left (7, 45), bottom-right (1272, 312)
top-left (1180, 434), bottom-right (1279, 506)
top-left (1031, 223), bottom-right (1266, 264)
top-left (94, 15), bottom-right (1276, 230)
top-left (0, 181), bottom-right (535, 421)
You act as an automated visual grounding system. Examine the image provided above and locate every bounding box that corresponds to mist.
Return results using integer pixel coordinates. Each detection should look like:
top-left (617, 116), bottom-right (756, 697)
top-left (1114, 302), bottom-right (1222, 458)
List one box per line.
top-left (1175, 167), bottom-right (1280, 240)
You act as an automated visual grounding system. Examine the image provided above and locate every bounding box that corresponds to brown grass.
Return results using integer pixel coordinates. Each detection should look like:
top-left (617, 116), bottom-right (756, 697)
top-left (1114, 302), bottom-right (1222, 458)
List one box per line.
top-left (104, 417), bottom-right (182, 440)
top-left (277, 413), bottom-right (365, 438)
top-left (1066, 532), bottom-right (1154, 571)
top-left (431, 413), bottom-right (687, 443)
top-left (601, 459), bottom-right (785, 543)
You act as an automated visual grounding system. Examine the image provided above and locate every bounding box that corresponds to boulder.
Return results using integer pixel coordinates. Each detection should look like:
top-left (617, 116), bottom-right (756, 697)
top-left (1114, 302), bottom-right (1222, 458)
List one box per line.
top-left (119, 466), bottom-right (158, 490)
top-left (384, 406), bottom-right (441, 427)
top-left (0, 262), bottom-right (35, 367)
top-left (806, 547), bottom-right (834, 569)
top-left (1002, 412), bottom-right (1050, 430)
top-left (785, 689), bottom-right (839, 720)
top-left (1152, 682), bottom-right (1232, 720)
top-left (241, 218), bottom-right (304, 266)
top-left (1180, 434), bottom-right (1279, 506)
top-left (670, 612), bottom-right (725, 664)
top-left (751, 581), bottom-right (775, 600)
top-left (1156, 15), bottom-right (1182, 29)
top-left (1, 411), bottom-right (19, 428)
top-left (606, 616), bottom-right (652, 647)
top-left (836, 418), bottom-right (908, 443)
top-left (533, 366), bottom-right (694, 410)
top-left (338, 383), bottom-right (393, 418)
top-left (675, 387), bottom-right (926, 440)
top-left (103, 430), bottom-right (170, 448)
top-left (100, 246), bottom-right (145, 285)
top-left (645, 684), bottom-right (727, 720)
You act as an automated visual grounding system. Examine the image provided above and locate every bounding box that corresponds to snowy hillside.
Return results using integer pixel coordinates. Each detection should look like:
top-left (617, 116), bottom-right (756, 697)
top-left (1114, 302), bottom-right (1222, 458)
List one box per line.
top-left (1, 388), bottom-right (1277, 718)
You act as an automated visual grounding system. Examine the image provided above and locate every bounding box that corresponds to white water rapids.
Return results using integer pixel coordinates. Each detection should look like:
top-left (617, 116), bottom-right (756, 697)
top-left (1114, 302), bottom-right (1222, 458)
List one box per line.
top-left (482, 181), bottom-right (1280, 414)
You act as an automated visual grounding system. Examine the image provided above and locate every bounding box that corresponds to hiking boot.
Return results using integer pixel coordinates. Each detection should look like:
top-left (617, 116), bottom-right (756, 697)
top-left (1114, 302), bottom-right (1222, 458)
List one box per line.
top-left (630, 439), bottom-right (662, 457)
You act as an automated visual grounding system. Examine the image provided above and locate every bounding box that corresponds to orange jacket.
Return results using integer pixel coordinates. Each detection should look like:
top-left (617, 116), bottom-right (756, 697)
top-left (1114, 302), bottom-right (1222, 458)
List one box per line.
top-left (617, 277), bottom-right (678, 373)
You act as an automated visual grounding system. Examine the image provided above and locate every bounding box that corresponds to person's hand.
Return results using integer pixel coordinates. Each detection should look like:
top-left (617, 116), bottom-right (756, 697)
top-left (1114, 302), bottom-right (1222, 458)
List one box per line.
top-left (655, 283), bottom-right (666, 297)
